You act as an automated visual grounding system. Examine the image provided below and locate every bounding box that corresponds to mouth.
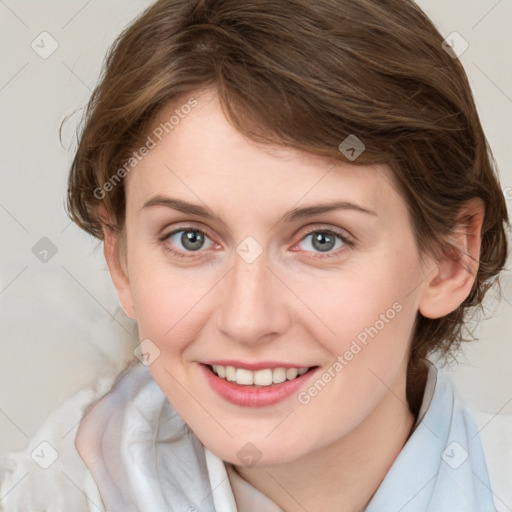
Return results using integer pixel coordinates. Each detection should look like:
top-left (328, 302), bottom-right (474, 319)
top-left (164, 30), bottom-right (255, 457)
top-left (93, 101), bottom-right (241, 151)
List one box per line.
top-left (204, 363), bottom-right (317, 387)
top-left (200, 361), bottom-right (320, 407)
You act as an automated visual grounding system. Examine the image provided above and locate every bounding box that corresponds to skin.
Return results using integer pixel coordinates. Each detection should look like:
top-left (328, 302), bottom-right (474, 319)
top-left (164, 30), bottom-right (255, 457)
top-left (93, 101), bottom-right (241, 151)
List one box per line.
top-left (100, 89), bottom-right (484, 512)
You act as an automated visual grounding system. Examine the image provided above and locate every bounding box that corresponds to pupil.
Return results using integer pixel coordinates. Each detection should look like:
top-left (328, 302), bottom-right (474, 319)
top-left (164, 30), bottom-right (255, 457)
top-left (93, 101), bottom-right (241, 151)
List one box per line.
top-left (313, 232), bottom-right (335, 252)
top-left (182, 230), bottom-right (204, 251)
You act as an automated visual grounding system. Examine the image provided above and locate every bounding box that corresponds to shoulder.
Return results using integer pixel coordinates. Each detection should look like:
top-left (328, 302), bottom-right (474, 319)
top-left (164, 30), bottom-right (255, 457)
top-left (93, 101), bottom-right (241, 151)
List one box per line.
top-left (473, 409), bottom-right (512, 512)
top-left (0, 369), bottom-right (123, 512)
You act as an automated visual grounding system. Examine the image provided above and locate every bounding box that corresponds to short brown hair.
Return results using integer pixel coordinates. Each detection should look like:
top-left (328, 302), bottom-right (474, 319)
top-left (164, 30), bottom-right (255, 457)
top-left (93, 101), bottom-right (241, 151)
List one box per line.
top-left (66, 0), bottom-right (509, 405)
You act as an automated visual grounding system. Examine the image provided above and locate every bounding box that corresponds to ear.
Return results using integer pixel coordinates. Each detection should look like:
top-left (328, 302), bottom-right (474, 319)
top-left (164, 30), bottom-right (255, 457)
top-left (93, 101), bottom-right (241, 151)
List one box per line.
top-left (98, 206), bottom-right (137, 320)
top-left (418, 198), bottom-right (485, 319)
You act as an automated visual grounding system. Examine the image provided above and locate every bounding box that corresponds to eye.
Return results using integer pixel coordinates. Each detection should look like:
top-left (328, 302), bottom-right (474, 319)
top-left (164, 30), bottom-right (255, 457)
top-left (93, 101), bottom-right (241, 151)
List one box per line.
top-left (160, 226), bottom-right (353, 261)
top-left (295, 229), bottom-right (351, 258)
top-left (161, 228), bottom-right (216, 259)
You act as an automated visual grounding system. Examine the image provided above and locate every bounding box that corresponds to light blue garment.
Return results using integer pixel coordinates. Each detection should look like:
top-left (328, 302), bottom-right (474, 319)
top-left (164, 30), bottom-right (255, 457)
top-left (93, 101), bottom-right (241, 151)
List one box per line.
top-left (73, 360), bottom-right (497, 512)
top-left (365, 362), bottom-right (496, 512)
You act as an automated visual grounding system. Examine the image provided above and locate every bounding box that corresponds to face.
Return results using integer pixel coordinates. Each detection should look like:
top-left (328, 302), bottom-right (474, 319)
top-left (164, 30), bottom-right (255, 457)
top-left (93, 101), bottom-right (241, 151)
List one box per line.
top-left (115, 89), bottom-right (437, 467)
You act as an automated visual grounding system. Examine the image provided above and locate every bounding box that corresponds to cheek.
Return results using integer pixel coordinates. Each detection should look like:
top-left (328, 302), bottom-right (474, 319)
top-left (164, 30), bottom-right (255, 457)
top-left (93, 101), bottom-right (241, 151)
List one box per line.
top-left (127, 260), bottom-right (210, 403)
top-left (293, 253), bottom-right (421, 354)
top-left (291, 268), bottom-right (418, 431)
top-left (127, 250), bottom-right (214, 354)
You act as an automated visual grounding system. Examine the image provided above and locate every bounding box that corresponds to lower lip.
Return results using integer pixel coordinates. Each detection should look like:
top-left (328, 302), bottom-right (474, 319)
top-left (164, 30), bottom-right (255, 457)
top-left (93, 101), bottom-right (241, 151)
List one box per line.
top-left (200, 364), bottom-right (319, 407)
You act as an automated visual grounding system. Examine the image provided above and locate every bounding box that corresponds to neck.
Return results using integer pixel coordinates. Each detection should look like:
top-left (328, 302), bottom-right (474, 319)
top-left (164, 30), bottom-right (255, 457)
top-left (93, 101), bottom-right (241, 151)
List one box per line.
top-left (233, 365), bottom-right (423, 512)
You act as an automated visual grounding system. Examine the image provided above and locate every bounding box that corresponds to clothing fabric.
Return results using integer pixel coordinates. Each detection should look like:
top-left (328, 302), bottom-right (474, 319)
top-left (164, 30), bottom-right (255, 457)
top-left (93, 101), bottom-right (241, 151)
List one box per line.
top-left (0, 360), bottom-right (510, 511)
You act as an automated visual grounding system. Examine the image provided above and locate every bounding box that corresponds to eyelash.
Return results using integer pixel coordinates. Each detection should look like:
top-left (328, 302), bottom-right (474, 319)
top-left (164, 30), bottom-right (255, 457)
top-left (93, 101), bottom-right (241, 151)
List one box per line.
top-left (293, 228), bottom-right (353, 260)
top-left (160, 227), bottom-right (214, 261)
top-left (159, 226), bottom-right (353, 261)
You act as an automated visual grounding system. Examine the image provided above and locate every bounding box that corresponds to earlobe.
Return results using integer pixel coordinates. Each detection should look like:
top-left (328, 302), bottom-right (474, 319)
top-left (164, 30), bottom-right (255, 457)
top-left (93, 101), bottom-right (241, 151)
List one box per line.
top-left (418, 198), bottom-right (485, 319)
top-left (102, 223), bottom-right (137, 320)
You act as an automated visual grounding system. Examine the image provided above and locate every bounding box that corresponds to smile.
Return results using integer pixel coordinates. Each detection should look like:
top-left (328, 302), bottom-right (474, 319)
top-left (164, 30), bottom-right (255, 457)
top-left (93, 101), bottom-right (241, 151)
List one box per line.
top-left (209, 364), bottom-right (310, 387)
top-left (201, 363), bottom-right (319, 407)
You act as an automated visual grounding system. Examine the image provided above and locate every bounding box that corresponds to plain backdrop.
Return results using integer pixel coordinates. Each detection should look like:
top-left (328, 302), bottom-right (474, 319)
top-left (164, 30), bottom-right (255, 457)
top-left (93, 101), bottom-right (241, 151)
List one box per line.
top-left (0, 0), bottom-right (511, 456)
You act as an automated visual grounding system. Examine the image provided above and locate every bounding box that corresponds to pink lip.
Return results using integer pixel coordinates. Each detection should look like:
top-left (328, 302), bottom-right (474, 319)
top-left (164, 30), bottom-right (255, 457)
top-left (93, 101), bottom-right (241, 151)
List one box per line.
top-left (203, 360), bottom-right (312, 371)
top-left (200, 363), bottom-right (319, 407)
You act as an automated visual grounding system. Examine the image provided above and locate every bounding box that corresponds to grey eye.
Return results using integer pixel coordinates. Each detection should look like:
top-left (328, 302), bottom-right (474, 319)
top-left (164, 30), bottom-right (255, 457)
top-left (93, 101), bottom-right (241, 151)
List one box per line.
top-left (166, 229), bottom-right (213, 252)
top-left (299, 231), bottom-right (345, 253)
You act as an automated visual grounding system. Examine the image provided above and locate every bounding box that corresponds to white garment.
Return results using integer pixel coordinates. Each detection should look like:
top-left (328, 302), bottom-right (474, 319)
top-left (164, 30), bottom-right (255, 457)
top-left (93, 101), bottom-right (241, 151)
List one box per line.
top-left (0, 361), bottom-right (511, 511)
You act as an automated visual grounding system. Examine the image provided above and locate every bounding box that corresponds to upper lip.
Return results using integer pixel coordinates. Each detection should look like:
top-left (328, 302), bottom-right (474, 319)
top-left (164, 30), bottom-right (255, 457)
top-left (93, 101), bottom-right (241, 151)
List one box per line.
top-left (202, 360), bottom-right (316, 371)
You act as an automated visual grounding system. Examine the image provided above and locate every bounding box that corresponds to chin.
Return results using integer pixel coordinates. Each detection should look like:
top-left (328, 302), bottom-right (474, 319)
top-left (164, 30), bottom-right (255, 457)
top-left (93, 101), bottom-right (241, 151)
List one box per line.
top-left (204, 434), bottom-right (308, 469)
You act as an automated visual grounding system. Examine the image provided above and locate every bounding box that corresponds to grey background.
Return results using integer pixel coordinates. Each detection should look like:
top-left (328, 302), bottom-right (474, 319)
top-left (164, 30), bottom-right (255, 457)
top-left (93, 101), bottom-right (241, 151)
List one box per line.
top-left (0, 0), bottom-right (511, 455)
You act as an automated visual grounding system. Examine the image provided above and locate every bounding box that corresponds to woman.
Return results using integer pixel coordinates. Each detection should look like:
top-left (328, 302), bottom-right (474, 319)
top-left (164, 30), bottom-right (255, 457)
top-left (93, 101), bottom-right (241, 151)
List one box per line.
top-left (1, 0), bottom-right (510, 510)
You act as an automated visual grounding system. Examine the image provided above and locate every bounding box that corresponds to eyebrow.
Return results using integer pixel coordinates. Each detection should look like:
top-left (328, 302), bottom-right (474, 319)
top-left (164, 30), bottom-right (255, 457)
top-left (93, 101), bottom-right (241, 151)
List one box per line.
top-left (140, 196), bottom-right (377, 223)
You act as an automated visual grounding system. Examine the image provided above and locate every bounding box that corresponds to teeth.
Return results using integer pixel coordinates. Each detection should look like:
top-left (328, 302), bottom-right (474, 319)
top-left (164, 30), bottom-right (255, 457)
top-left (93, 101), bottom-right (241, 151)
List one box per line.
top-left (210, 365), bottom-right (311, 386)
top-left (236, 368), bottom-right (254, 385)
top-left (286, 368), bottom-right (298, 380)
top-left (254, 369), bottom-right (273, 386)
top-left (225, 366), bottom-right (237, 382)
top-left (273, 367), bottom-right (287, 384)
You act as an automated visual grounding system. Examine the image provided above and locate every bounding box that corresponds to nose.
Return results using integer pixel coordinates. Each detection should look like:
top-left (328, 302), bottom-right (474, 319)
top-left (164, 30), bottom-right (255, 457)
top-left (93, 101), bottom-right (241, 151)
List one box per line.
top-left (216, 249), bottom-right (291, 346)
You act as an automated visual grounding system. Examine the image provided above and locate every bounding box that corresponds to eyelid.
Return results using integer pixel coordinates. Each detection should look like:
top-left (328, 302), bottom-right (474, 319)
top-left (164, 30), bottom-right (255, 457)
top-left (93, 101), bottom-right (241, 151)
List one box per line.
top-left (294, 223), bottom-right (355, 244)
top-left (159, 224), bottom-right (218, 249)
top-left (158, 220), bottom-right (214, 238)
top-left (159, 225), bottom-right (218, 261)
top-left (291, 225), bottom-right (354, 257)
top-left (159, 222), bottom-right (355, 259)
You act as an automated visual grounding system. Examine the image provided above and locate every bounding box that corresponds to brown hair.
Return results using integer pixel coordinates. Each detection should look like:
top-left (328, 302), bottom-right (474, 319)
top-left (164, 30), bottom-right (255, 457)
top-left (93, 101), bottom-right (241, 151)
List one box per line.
top-left (66, 0), bottom-right (509, 408)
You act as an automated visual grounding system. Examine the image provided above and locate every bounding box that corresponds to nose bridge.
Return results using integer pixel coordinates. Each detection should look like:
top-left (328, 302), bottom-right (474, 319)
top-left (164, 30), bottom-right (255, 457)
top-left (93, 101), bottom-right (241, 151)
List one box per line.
top-left (217, 248), bottom-right (287, 345)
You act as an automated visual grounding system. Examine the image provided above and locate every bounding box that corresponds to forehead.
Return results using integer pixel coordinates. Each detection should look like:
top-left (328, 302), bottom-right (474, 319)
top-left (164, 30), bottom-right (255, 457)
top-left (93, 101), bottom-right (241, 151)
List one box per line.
top-left (125, 91), bottom-right (403, 219)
